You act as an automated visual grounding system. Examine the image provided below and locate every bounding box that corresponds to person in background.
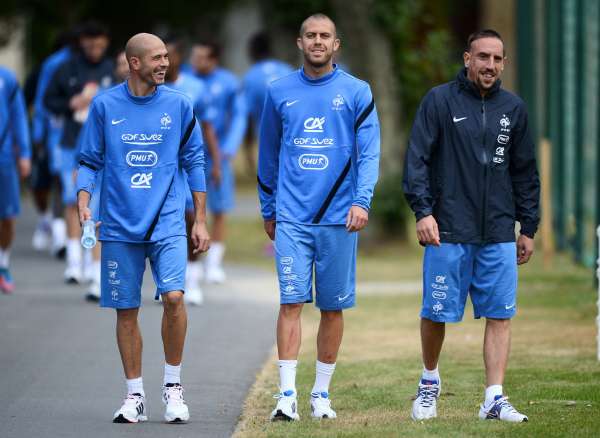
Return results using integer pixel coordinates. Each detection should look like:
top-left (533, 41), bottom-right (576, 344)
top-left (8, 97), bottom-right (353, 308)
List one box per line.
top-left (188, 40), bottom-right (247, 284)
top-left (0, 66), bottom-right (32, 293)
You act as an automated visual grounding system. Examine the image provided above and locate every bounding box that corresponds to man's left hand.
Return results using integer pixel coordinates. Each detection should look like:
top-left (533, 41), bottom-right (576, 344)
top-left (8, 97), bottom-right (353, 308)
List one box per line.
top-left (516, 234), bottom-right (534, 265)
top-left (18, 158), bottom-right (31, 179)
top-left (191, 220), bottom-right (211, 254)
top-left (346, 205), bottom-right (369, 232)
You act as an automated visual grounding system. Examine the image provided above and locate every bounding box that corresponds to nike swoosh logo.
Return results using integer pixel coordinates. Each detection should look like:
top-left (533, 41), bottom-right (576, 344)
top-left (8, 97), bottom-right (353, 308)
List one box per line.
top-left (162, 276), bottom-right (177, 283)
top-left (453, 116), bottom-right (467, 123)
top-left (505, 304), bottom-right (515, 310)
top-left (112, 118), bottom-right (126, 125)
top-left (286, 100), bottom-right (299, 107)
top-left (338, 293), bottom-right (351, 302)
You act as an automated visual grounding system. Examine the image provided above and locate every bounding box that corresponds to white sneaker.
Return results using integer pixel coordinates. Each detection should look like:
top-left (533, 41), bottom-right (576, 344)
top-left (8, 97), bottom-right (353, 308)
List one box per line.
top-left (184, 286), bottom-right (204, 306)
top-left (205, 265), bottom-right (226, 284)
top-left (479, 396), bottom-right (528, 422)
top-left (32, 224), bottom-right (51, 251)
top-left (64, 264), bottom-right (82, 284)
top-left (113, 393), bottom-right (147, 423)
top-left (85, 279), bottom-right (101, 302)
top-left (411, 378), bottom-right (441, 421)
top-left (162, 383), bottom-right (190, 423)
top-left (310, 392), bottom-right (337, 419)
top-left (270, 390), bottom-right (300, 421)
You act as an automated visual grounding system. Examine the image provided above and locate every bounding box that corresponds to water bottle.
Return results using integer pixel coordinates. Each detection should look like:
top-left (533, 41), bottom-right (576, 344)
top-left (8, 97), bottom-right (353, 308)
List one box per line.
top-left (81, 219), bottom-right (97, 249)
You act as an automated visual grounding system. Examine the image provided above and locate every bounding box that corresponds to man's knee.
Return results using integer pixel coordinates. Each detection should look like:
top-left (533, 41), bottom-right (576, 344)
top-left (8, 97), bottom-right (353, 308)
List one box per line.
top-left (163, 291), bottom-right (185, 314)
top-left (279, 303), bottom-right (303, 319)
top-left (320, 309), bottom-right (342, 323)
top-left (116, 308), bottom-right (139, 329)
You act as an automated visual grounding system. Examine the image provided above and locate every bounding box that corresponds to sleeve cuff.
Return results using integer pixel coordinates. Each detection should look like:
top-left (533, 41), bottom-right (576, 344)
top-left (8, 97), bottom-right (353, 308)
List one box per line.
top-left (76, 165), bottom-right (97, 194)
top-left (187, 167), bottom-right (206, 192)
top-left (415, 208), bottom-right (433, 222)
top-left (519, 223), bottom-right (537, 238)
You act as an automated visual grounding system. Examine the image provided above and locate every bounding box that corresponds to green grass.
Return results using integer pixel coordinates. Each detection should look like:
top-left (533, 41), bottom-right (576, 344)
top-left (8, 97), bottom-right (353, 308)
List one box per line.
top-left (234, 251), bottom-right (600, 437)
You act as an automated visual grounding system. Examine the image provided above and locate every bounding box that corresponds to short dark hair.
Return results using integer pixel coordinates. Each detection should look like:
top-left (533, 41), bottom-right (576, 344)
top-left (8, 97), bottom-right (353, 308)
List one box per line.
top-left (466, 29), bottom-right (504, 53)
top-left (248, 32), bottom-right (271, 61)
top-left (194, 40), bottom-right (221, 60)
top-left (299, 13), bottom-right (336, 37)
top-left (78, 21), bottom-right (110, 39)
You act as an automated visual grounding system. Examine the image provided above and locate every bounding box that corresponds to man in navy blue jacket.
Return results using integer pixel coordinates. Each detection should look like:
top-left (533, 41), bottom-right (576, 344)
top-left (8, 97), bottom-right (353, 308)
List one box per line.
top-left (403, 29), bottom-right (539, 423)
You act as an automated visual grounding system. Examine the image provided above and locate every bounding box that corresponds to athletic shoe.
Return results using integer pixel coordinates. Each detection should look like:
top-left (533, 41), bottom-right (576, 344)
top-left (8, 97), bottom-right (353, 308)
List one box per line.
top-left (479, 395), bottom-right (528, 422)
top-left (113, 393), bottom-right (147, 423)
top-left (205, 265), bottom-right (226, 284)
top-left (270, 390), bottom-right (300, 421)
top-left (64, 265), bottom-right (82, 284)
top-left (310, 391), bottom-right (337, 419)
top-left (32, 223), bottom-right (51, 251)
top-left (85, 280), bottom-right (101, 302)
top-left (184, 286), bottom-right (204, 306)
top-left (162, 383), bottom-right (189, 423)
top-left (0, 268), bottom-right (15, 294)
top-left (411, 378), bottom-right (441, 421)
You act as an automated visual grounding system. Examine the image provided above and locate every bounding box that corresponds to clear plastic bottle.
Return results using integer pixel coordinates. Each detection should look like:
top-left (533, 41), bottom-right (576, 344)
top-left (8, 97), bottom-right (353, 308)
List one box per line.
top-left (81, 219), bottom-right (97, 249)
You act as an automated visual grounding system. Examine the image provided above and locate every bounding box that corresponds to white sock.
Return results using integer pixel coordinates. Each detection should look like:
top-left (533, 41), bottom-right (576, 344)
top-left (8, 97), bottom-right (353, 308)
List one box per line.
top-left (421, 366), bottom-right (440, 383)
top-left (92, 260), bottom-right (101, 284)
top-left (164, 363), bottom-right (181, 385)
top-left (83, 248), bottom-right (93, 269)
top-left (485, 384), bottom-right (503, 406)
top-left (278, 359), bottom-right (297, 394)
top-left (52, 218), bottom-right (66, 248)
top-left (39, 211), bottom-right (52, 226)
top-left (187, 260), bottom-right (202, 283)
top-left (311, 360), bottom-right (336, 396)
top-left (207, 242), bottom-right (225, 268)
top-left (0, 249), bottom-right (9, 269)
top-left (126, 377), bottom-right (145, 396)
top-left (66, 238), bottom-right (81, 267)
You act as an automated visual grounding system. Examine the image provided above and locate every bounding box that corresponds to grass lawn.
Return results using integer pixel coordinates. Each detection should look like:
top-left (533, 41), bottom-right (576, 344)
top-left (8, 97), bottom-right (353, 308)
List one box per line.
top-left (233, 249), bottom-right (600, 437)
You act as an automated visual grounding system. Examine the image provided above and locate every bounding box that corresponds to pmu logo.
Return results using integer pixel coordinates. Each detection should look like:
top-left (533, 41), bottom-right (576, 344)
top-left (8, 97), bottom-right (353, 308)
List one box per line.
top-left (121, 133), bottom-right (163, 145)
top-left (303, 117), bottom-right (325, 133)
top-left (130, 172), bottom-right (153, 189)
top-left (298, 154), bottom-right (329, 170)
top-left (126, 150), bottom-right (158, 167)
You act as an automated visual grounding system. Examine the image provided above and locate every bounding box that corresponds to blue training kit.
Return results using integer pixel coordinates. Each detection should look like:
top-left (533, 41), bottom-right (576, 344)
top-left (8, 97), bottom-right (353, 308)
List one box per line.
top-left (76, 82), bottom-right (206, 307)
top-left (243, 59), bottom-right (293, 135)
top-left (421, 242), bottom-right (518, 322)
top-left (195, 67), bottom-right (247, 213)
top-left (258, 66), bottom-right (380, 309)
top-left (0, 67), bottom-right (31, 219)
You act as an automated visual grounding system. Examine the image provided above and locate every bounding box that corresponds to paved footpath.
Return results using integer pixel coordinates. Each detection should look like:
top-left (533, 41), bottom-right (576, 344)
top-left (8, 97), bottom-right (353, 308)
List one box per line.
top-left (0, 199), bottom-right (278, 438)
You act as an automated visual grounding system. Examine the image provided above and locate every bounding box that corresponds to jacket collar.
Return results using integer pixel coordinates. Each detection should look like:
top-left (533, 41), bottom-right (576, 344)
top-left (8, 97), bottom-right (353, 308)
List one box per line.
top-left (457, 68), bottom-right (501, 99)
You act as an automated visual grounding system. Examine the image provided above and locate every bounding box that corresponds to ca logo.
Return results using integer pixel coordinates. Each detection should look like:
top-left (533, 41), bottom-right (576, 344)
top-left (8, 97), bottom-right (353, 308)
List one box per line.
top-left (130, 172), bottom-right (153, 189)
top-left (303, 117), bottom-right (325, 133)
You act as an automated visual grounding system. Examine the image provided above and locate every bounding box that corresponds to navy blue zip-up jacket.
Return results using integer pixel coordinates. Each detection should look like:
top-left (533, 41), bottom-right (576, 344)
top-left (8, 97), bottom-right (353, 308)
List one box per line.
top-left (403, 69), bottom-right (540, 244)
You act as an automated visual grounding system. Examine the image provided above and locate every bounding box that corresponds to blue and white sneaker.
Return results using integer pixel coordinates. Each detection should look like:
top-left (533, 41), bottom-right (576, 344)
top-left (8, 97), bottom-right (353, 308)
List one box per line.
top-left (310, 391), bottom-right (337, 419)
top-left (411, 378), bottom-right (441, 421)
top-left (479, 395), bottom-right (528, 422)
top-left (270, 389), bottom-right (299, 421)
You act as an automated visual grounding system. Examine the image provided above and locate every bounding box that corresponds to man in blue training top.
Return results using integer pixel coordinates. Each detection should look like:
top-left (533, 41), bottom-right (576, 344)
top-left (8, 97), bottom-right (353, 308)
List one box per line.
top-left (76, 33), bottom-right (210, 424)
top-left (403, 29), bottom-right (539, 423)
top-left (242, 31), bottom-right (293, 175)
top-left (0, 66), bottom-right (31, 294)
top-left (188, 41), bottom-right (247, 283)
top-left (165, 35), bottom-right (221, 305)
top-left (258, 13), bottom-right (380, 421)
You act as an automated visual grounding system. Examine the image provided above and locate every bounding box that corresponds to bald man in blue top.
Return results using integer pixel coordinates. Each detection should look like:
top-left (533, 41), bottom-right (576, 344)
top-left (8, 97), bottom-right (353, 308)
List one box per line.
top-left (76, 33), bottom-right (210, 424)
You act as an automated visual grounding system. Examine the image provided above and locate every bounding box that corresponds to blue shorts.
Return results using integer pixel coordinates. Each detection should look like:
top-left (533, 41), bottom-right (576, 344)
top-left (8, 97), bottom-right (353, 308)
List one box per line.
top-left (47, 119), bottom-right (64, 175)
top-left (206, 160), bottom-right (234, 213)
top-left (100, 236), bottom-right (187, 309)
top-left (421, 242), bottom-right (518, 322)
top-left (274, 221), bottom-right (357, 311)
top-left (56, 146), bottom-right (78, 205)
top-left (0, 165), bottom-right (20, 219)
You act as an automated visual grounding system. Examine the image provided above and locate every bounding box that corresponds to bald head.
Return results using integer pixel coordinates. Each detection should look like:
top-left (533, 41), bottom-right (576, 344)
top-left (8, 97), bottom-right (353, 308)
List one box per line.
top-left (299, 13), bottom-right (336, 37)
top-left (125, 33), bottom-right (165, 61)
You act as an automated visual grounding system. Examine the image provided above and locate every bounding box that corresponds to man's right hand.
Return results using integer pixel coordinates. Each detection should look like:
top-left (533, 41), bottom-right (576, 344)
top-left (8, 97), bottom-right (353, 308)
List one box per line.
top-left (264, 219), bottom-right (276, 241)
top-left (416, 215), bottom-right (440, 246)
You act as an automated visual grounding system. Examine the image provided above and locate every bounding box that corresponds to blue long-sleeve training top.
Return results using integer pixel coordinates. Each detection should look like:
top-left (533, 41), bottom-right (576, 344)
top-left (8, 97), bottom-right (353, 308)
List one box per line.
top-left (76, 82), bottom-right (206, 243)
top-left (0, 67), bottom-right (30, 163)
top-left (257, 66), bottom-right (380, 224)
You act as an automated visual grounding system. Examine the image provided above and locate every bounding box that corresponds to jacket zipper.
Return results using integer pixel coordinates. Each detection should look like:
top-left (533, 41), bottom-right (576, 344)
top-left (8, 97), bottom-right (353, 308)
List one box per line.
top-left (481, 96), bottom-right (488, 242)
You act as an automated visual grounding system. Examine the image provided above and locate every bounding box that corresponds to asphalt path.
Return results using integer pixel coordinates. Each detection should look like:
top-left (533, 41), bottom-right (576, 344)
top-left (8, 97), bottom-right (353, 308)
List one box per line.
top-left (0, 199), bottom-right (278, 438)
